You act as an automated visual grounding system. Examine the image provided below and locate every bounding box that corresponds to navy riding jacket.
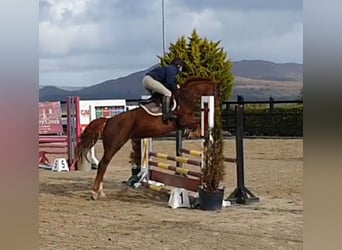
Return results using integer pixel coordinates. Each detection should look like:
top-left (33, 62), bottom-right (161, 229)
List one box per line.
top-left (146, 64), bottom-right (180, 91)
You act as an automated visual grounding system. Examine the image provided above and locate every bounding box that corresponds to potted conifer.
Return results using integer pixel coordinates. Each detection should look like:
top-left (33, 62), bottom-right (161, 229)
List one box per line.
top-left (198, 87), bottom-right (226, 210)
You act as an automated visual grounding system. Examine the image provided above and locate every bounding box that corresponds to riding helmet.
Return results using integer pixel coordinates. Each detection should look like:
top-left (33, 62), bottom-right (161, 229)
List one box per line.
top-left (173, 58), bottom-right (186, 67)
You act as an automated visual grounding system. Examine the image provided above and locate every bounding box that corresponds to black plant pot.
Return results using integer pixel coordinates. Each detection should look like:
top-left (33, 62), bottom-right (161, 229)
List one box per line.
top-left (198, 187), bottom-right (224, 211)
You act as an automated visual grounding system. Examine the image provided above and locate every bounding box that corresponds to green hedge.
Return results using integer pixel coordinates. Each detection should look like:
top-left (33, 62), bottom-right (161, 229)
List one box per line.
top-left (223, 104), bottom-right (303, 137)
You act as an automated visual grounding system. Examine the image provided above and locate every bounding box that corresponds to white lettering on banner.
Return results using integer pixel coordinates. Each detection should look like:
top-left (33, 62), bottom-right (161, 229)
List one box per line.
top-left (39, 101), bottom-right (63, 134)
top-left (39, 119), bottom-right (61, 125)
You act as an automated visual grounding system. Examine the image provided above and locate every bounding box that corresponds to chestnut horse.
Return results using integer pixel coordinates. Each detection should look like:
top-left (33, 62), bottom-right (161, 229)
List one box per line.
top-left (75, 77), bottom-right (221, 200)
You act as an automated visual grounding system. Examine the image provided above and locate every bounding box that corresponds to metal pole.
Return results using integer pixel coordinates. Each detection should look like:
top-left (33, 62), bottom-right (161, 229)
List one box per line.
top-left (175, 130), bottom-right (182, 168)
top-left (161, 0), bottom-right (166, 56)
top-left (236, 97), bottom-right (245, 190)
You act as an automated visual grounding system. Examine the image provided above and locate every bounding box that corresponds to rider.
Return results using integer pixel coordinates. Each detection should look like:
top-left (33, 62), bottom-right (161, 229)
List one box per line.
top-left (143, 58), bottom-right (186, 121)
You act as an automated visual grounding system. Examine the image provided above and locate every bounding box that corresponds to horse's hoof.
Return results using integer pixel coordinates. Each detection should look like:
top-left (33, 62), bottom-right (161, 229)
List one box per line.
top-left (90, 190), bottom-right (98, 200)
top-left (126, 175), bottom-right (140, 187)
top-left (98, 191), bottom-right (107, 198)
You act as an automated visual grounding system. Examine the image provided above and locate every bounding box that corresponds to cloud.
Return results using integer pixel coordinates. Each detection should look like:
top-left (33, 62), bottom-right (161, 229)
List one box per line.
top-left (39, 0), bottom-right (303, 86)
top-left (171, 0), bottom-right (302, 11)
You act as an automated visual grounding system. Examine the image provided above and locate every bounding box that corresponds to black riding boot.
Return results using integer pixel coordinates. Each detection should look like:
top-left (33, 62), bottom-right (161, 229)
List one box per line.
top-left (162, 96), bottom-right (176, 122)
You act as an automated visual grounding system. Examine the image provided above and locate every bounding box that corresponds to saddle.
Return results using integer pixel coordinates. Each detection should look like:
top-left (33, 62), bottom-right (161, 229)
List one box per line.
top-left (140, 93), bottom-right (177, 117)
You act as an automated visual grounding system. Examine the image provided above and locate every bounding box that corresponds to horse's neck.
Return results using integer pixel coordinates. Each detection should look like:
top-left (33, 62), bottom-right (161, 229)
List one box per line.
top-left (179, 82), bottom-right (210, 98)
top-left (175, 88), bottom-right (199, 109)
top-left (176, 80), bottom-right (216, 107)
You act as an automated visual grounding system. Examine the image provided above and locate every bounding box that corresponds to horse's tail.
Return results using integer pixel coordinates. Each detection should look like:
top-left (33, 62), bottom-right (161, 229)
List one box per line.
top-left (75, 117), bottom-right (108, 163)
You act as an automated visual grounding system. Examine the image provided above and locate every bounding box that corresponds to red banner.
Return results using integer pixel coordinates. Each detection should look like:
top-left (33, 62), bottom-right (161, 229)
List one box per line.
top-left (39, 101), bottom-right (63, 134)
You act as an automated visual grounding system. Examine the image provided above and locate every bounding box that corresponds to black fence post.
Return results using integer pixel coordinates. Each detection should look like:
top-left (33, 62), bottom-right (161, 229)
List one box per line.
top-left (269, 97), bottom-right (274, 135)
top-left (224, 102), bottom-right (230, 132)
top-left (175, 130), bottom-right (183, 168)
top-left (226, 96), bottom-right (260, 205)
top-left (238, 95), bottom-right (245, 136)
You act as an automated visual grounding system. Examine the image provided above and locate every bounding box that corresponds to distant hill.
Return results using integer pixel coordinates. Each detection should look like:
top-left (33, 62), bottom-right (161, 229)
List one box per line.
top-left (39, 86), bottom-right (71, 102)
top-left (39, 60), bottom-right (303, 102)
top-left (233, 60), bottom-right (303, 82)
top-left (232, 76), bottom-right (302, 101)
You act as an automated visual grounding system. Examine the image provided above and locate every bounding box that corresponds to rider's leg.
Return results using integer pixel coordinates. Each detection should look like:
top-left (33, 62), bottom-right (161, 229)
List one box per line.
top-left (142, 75), bottom-right (171, 97)
top-left (142, 76), bottom-right (176, 120)
top-left (162, 95), bottom-right (176, 121)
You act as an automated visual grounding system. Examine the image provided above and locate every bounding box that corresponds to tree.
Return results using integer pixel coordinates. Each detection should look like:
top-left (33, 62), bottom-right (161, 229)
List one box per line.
top-left (159, 29), bottom-right (235, 100)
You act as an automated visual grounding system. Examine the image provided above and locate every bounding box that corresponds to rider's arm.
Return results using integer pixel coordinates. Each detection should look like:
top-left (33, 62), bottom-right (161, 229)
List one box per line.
top-left (164, 66), bottom-right (178, 91)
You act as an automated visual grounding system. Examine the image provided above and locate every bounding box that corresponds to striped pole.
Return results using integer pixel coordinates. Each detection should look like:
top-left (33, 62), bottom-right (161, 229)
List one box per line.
top-left (149, 152), bottom-right (201, 167)
top-left (143, 182), bottom-right (170, 195)
top-left (180, 148), bottom-right (237, 163)
top-left (180, 148), bottom-right (202, 157)
top-left (149, 160), bottom-right (201, 178)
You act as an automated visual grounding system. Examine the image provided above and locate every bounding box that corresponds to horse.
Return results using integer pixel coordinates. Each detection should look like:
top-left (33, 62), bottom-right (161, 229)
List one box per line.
top-left (75, 76), bottom-right (221, 200)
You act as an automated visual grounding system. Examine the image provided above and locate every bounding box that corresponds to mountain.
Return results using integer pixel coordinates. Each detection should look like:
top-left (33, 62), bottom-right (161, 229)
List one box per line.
top-left (76, 70), bottom-right (150, 100)
top-left (233, 60), bottom-right (303, 82)
top-left (39, 60), bottom-right (303, 102)
top-left (39, 86), bottom-right (71, 101)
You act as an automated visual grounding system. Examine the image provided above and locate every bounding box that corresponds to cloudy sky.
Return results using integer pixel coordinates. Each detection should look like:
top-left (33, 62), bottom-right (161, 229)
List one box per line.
top-left (39, 0), bottom-right (303, 87)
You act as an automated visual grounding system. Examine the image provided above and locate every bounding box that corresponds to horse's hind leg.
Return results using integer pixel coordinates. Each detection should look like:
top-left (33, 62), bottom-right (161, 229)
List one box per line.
top-left (91, 139), bottom-right (127, 200)
top-left (91, 151), bottom-right (113, 200)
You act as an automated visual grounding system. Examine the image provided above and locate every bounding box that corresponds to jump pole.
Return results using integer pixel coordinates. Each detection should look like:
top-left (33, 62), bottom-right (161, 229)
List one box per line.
top-left (66, 96), bottom-right (81, 171)
top-left (138, 137), bottom-right (202, 192)
top-left (88, 104), bottom-right (100, 168)
top-left (176, 96), bottom-right (214, 168)
top-left (180, 148), bottom-right (236, 163)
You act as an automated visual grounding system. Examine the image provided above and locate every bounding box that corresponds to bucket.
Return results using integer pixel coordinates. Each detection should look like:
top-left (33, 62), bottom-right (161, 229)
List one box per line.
top-left (198, 188), bottom-right (224, 211)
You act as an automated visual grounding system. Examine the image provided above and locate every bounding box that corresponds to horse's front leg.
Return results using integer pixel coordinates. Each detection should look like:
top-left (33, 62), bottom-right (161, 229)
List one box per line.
top-left (186, 120), bottom-right (202, 139)
top-left (177, 116), bottom-right (201, 139)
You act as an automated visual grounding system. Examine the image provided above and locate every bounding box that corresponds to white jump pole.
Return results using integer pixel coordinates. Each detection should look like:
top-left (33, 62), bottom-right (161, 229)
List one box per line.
top-left (88, 105), bottom-right (99, 168)
top-left (201, 96), bottom-right (215, 168)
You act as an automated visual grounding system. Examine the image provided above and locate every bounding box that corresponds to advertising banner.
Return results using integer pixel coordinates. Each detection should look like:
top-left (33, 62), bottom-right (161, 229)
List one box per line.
top-left (79, 99), bottom-right (126, 132)
top-left (39, 101), bottom-right (63, 134)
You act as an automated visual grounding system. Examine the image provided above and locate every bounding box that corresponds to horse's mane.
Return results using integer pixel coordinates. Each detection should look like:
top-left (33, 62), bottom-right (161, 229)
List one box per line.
top-left (181, 76), bottom-right (215, 89)
top-left (174, 76), bottom-right (219, 102)
top-left (183, 76), bottom-right (213, 84)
